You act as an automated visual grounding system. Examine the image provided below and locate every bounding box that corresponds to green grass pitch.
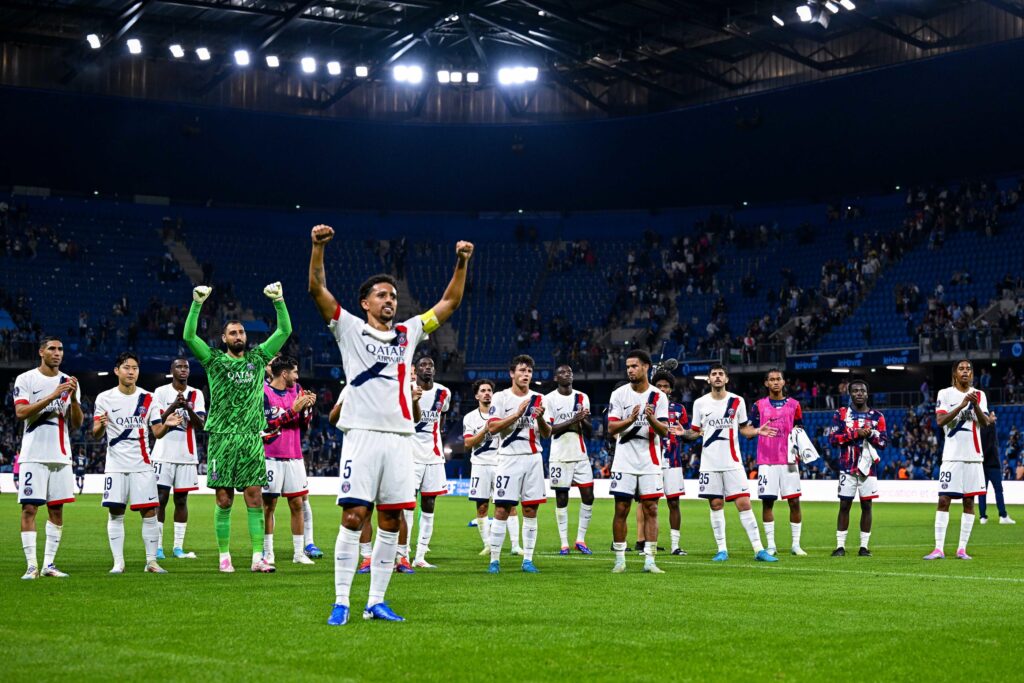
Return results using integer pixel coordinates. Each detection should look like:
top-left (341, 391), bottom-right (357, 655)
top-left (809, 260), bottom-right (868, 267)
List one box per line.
top-left (2, 494), bottom-right (1021, 682)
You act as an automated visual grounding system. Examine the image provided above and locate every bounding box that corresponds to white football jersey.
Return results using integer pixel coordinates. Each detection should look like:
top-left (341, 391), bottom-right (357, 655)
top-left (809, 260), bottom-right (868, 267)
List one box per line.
top-left (489, 388), bottom-right (544, 456)
top-left (412, 382), bottom-right (451, 465)
top-left (329, 306), bottom-right (430, 435)
top-left (692, 392), bottom-right (748, 472)
top-left (13, 368), bottom-right (82, 465)
top-left (544, 389), bottom-right (590, 463)
top-left (149, 384), bottom-right (206, 464)
top-left (463, 407), bottom-right (498, 465)
top-left (94, 386), bottom-right (155, 473)
top-left (608, 383), bottom-right (668, 475)
top-left (936, 386), bottom-right (988, 462)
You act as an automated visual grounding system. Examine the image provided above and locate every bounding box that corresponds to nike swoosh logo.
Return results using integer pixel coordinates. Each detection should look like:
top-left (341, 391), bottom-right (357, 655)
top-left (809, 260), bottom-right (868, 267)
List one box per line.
top-left (111, 409), bottom-right (121, 414)
top-left (148, 497), bottom-right (156, 501)
top-left (32, 390), bottom-right (43, 396)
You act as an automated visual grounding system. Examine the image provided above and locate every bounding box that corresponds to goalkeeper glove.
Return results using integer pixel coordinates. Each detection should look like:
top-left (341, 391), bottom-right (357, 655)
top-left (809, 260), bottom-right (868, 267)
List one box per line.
top-left (192, 286), bottom-right (212, 304)
top-left (263, 281), bottom-right (284, 302)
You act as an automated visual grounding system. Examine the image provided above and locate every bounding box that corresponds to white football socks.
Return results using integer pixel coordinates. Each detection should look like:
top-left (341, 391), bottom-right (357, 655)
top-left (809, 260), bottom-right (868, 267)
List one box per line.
top-left (764, 521), bottom-right (775, 549)
top-left (934, 510), bottom-right (949, 550)
top-left (577, 503), bottom-right (593, 544)
top-left (738, 509), bottom-right (764, 553)
top-left (476, 516), bottom-right (489, 547)
top-left (489, 518), bottom-right (508, 562)
top-left (157, 521), bottom-right (164, 550)
top-left (791, 522), bottom-right (802, 549)
top-left (333, 526), bottom-right (361, 606)
top-left (613, 541), bottom-right (627, 564)
top-left (670, 529), bottom-right (680, 552)
top-left (836, 529), bottom-right (848, 549)
top-left (710, 509), bottom-right (727, 552)
top-left (173, 522), bottom-right (187, 549)
top-left (302, 498), bottom-right (314, 546)
top-left (360, 542), bottom-right (372, 560)
top-left (860, 531), bottom-right (871, 549)
top-left (292, 534), bottom-right (304, 557)
top-left (522, 517), bottom-right (538, 561)
top-left (142, 516), bottom-right (160, 563)
top-left (415, 512), bottom-right (434, 562)
top-left (555, 506), bottom-right (569, 548)
top-left (507, 514), bottom-right (521, 549)
top-left (263, 533), bottom-right (274, 557)
top-left (368, 529), bottom-right (398, 607)
top-left (43, 521), bottom-right (63, 567)
top-left (958, 513), bottom-right (975, 551)
top-left (22, 531), bottom-right (37, 569)
top-left (107, 515), bottom-right (125, 566)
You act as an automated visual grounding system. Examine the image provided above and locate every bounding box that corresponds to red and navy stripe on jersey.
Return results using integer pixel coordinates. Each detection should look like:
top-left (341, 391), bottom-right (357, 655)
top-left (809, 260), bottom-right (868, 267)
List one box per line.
top-left (661, 401), bottom-right (688, 468)
top-left (827, 406), bottom-right (887, 475)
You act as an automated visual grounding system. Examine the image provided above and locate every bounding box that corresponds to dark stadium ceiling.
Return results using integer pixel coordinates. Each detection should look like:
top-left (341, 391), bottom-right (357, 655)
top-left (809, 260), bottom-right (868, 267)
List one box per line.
top-left (1, 0), bottom-right (1023, 122)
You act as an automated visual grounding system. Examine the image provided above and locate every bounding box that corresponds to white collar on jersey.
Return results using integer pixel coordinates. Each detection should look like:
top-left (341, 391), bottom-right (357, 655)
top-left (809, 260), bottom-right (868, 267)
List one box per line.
top-left (360, 324), bottom-right (397, 342)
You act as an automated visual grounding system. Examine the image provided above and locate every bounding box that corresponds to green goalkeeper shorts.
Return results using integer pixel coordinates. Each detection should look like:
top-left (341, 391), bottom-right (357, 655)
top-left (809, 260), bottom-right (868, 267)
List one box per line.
top-left (206, 433), bottom-right (267, 490)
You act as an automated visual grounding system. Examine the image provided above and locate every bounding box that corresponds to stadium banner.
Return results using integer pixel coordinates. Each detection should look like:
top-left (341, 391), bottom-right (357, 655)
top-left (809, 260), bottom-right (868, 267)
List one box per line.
top-left (787, 347), bottom-right (918, 371)
top-left (1000, 340), bottom-right (1024, 360)
top-left (10, 474), bottom-right (1021, 505)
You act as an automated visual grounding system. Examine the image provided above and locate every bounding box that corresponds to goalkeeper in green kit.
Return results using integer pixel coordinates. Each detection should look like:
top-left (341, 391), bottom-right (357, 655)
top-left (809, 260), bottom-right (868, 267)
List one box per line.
top-left (183, 282), bottom-right (292, 573)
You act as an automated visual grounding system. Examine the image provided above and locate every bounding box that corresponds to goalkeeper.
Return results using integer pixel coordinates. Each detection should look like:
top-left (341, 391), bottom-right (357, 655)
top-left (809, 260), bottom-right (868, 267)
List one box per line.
top-left (183, 282), bottom-right (292, 574)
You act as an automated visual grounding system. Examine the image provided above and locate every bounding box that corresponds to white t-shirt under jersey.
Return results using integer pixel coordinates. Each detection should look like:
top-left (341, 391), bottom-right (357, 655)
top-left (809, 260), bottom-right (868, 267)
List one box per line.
top-left (489, 388), bottom-right (544, 456)
top-left (412, 382), bottom-right (451, 465)
top-left (149, 383), bottom-right (206, 464)
top-left (935, 386), bottom-right (989, 463)
top-left (544, 389), bottom-right (590, 463)
top-left (692, 391), bottom-right (748, 472)
top-left (463, 407), bottom-right (498, 466)
top-left (13, 368), bottom-right (82, 465)
top-left (608, 383), bottom-right (668, 475)
top-left (94, 386), bottom-right (155, 473)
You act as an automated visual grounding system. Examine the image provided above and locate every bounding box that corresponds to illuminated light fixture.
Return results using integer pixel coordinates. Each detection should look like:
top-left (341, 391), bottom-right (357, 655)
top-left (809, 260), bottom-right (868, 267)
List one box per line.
top-left (165, 374), bottom-right (173, 379)
top-left (840, 0), bottom-right (855, 8)
top-left (393, 64), bottom-right (408, 81)
top-left (446, 13), bottom-right (459, 21)
top-left (196, 47), bottom-right (211, 61)
top-left (772, 14), bottom-right (785, 26)
top-left (538, 10), bottom-right (546, 16)
top-left (406, 65), bottom-right (423, 84)
top-left (797, 5), bottom-right (813, 22)
top-left (234, 49), bottom-right (250, 66)
top-left (498, 67), bottom-right (513, 85)
top-left (886, 365), bottom-right (906, 371)
top-left (466, 71), bottom-right (479, 83)
top-left (525, 66), bottom-right (538, 81)
top-left (694, 374), bottom-right (709, 381)
top-left (127, 38), bottom-right (142, 54)
top-left (450, 71), bottom-right (463, 83)
top-left (327, 60), bottom-right (342, 76)
top-left (301, 57), bottom-right (316, 73)
top-left (169, 44), bottom-right (185, 58)
top-left (266, 55), bottom-right (280, 68)
top-left (97, 371), bottom-right (110, 377)
top-left (355, 65), bottom-right (369, 77)
top-left (825, 1), bottom-right (839, 13)
top-left (830, 368), bottom-right (851, 374)
top-left (87, 34), bottom-right (101, 49)
top-left (437, 70), bottom-right (451, 84)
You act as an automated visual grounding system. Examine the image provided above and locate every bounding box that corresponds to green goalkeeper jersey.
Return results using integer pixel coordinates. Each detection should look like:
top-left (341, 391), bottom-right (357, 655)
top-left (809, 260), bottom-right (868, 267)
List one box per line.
top-left (183, 299), bottom-right (291, 434)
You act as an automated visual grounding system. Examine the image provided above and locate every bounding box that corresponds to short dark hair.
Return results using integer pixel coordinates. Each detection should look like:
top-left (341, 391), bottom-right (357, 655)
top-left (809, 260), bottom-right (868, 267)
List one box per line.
top-left (38, 335), bottom-right (61, 349)
top-left (849, 379), bottom-right (870, 392)
top-left (270, 355), bottom-right (298, 377)
top-left (710, 363), bottom-right (728, 374)
top-left (222, 319), bottom-right (244, 334)
top-left (472, 379), bottom-right (495, 394)
top-left (115, 351), bottom-right (140, 367)
top-left (625, 349), bottom-right (651, 366)
top-left (171, 356), bottom-right (190, 367)
top-left (952, 359), bottom-right (972, 381)
top-left (415, 354), bottom-right (435, 367)
top-left (510, 354), bottom-right (535, 371)
top-left (652, 370), bottom-right (675, 388)
top-left (764, 368), bottom-right (784, 381)
top-left (359, 274), bottom-right (398, 303)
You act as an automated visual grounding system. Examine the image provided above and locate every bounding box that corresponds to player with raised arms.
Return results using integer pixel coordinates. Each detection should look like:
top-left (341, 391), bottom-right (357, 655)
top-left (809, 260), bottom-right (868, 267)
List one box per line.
top-left (926, 359), bottom-right (992, 560)
top-left (149, 357), bottom-right (206, 560)
top-left (309, 224), bottom-right (472, 625)
top-left (486, 354), bottom-right (551, 574)
top-left (93, 352), bottom-right (165, 574)
top-left (14, 336), bottom-right (83, 579)
top-left (827, 378), bottom-right (886, 557)
top-left (688, 364), bottom-right (778, 563)
top-left (750, 368), bottom-right (807, 556)
top-left (608, 350), bottom-right (669, 573)
top-left (183, 280), bottom-right (293, 573)
top-left (544, 364), bottom-right (595, 555)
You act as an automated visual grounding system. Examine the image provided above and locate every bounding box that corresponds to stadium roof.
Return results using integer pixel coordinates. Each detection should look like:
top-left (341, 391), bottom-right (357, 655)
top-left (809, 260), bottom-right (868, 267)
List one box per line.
top-left (1, 0), bottom-right (1022, 122)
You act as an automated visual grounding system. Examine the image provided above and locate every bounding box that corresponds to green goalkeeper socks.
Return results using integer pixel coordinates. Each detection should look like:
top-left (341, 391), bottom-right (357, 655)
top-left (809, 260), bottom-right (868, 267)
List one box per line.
top-left (214, 506), bottom-right (232, 553)
top-left (247, 506), bottom-right (265, 555)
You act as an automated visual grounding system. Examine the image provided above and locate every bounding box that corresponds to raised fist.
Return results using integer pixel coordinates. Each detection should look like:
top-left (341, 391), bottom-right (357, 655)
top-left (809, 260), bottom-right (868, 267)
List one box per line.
top-left (263, 282), bottom-right (283, 302)
top-left (311, 225), bottom-right (335, 245)
top-left (455, 241), bottom-right (474, 260)
top-left (193, 286), bottom-right (212, 304)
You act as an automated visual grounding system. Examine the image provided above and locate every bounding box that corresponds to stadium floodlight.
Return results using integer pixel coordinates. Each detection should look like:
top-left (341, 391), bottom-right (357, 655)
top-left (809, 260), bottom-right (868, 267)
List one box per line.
top-left (234, 50), bottom-right (250, 66)
top-left (196, 47), bottom-right (211, 61)
top-left (538, 10), bottom-right (546, 16)
top-left (355, 65), bottom-right (369, 77)
top-left (796, 4), bottom-right (814, 22)
top-left (327, 60), bottom-right (342, 76)
top-left (824, 1), bottom-right (839, 13)
top-left (525, 66), bottom-right (538, 81)
top-left (169, 44), bottom-right (185, 58)
top-left (772, 14), bottom-right (785, 26)
top-left (266, 55), bottom-right (280, 68)
top-left (437, 70), bottom-right (451, 84)
top-left (406, 65), bottom-right (423, 84)
top-left (127, 38), bottom-right (142, 54)
top-left (393, 64), bottom-right (408, 82)
top-left (87, 34), bottom-right (101, 49)
top-left (301, 57), bottom-right (316, 73)
top-left (450, 71), bottom-right (463, 83)
top-left (886, 365), bottom-right (906, 371)
top-left (840, 0), bottom-right (855, 8)
top-left (830, 368), bottom-right (851, 374)
top-left (498, 67), bottom-right (512, 85)
top-left (466, 71), bottom-right (479, 83)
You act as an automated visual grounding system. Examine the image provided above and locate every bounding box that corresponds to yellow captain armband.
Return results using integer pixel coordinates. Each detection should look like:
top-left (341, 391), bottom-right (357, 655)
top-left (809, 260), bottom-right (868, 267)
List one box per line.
top-left (419, 309), bottom-right (441, 334)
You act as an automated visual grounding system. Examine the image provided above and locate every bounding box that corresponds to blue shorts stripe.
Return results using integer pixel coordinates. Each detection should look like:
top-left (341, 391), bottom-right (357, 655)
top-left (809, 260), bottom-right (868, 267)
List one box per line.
top-left (493, 499), bottom-right (519, 506)
top-left (337, 497), bottom-right (373, 508)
